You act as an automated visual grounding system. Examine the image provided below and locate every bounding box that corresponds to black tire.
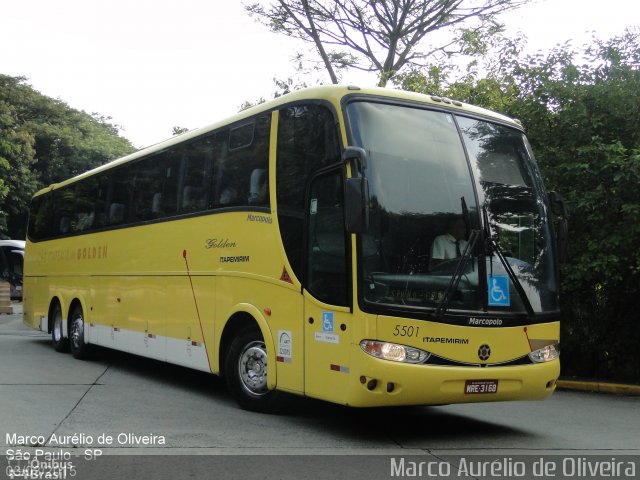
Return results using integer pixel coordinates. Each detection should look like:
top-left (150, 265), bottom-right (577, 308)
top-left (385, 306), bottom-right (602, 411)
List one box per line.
top-left (224, 325), bottom-right (282, 412)
top-left (69, 304), bottom-right (91, 360)
top-left (51, 303), bottom-right (69, 353)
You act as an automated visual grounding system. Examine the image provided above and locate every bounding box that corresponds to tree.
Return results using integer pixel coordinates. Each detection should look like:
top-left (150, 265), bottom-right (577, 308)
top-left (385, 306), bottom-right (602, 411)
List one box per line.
top-left (172, 126), bottom-right (189, 136)
top-left (245, 0), bottom-right (530, 86)
top-left (0, 75), bottom-right (135, 238)
top-left (400, 29), bottom-right (640, 383)
top-left (0, 90), bottom-right (37, 237)
top-left (239, 76), bottom-right (310, 111)
top-left (506, 32), bottom-right (640, 384)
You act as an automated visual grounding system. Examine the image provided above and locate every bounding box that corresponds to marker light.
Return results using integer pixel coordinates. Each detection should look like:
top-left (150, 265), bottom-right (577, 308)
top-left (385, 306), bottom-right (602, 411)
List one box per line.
top-left (360, 340), bottom-right (430, 364)
top-left (528, 343), bottom-right (560, 363)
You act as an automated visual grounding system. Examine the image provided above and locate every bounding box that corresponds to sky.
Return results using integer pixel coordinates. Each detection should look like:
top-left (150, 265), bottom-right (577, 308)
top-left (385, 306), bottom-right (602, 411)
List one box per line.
top-left (1, 0), bottom-right (638, 149)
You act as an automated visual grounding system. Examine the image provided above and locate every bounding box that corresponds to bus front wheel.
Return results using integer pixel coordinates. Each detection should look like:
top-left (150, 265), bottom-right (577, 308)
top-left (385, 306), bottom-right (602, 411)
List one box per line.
top-left (224, 325), bottom-right (282, 412)
top-left (51, 303), bottom-right (69, 352)
top-left (69, 304), bottom-right (91, 360)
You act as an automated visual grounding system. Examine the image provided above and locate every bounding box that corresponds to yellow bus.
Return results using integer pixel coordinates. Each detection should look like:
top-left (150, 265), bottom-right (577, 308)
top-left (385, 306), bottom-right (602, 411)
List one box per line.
top-left (23, 85), bottom-right (565, 411)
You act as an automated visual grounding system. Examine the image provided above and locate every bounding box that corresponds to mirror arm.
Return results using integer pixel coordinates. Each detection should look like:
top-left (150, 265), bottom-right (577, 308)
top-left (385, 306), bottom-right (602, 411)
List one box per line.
top-left (342, 146), bottom-right (368, 175)
top-left (342, 147), bottom-right (370, 234)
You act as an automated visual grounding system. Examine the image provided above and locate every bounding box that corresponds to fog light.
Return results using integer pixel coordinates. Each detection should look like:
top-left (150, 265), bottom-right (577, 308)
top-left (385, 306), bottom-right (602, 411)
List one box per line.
top-left (528, 343), bottom-right (560, 363)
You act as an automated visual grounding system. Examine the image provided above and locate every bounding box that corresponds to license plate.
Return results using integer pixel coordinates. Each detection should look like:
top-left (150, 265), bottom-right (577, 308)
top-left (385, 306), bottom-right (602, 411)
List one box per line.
top-left (465, 379), bottom-right (498, 394)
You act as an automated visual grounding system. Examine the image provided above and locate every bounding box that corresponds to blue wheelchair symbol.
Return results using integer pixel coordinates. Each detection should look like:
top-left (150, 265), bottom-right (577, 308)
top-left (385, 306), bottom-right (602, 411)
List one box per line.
top-left (322, 312), bottom-right (334, 333)
top-left (488, 275), bottom-right (510, 306)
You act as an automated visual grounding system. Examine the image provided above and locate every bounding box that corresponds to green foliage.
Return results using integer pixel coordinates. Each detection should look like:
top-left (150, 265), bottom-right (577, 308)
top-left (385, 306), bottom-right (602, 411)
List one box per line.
top-left (400, 29), bottom-right (640, 382)
top-left (172, 126), bottom-right (189, 136)
top-left (239, 76), bottom-right (311, 111)
top-left (0, 75), bottom-right (134, 238)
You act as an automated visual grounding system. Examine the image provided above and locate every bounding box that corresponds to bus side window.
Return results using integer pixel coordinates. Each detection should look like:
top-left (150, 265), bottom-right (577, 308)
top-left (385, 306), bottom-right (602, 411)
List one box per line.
top-left (28, 196), bottom-right (48, 240)
top-left (276, 104), bottom-right (341, 283)
top-left (72, 178), bottom-right (99, 232)
top-left (214, 140), bottom-right (239, 207)
top-left (177, 134), bottom-right (215, 214)
top-left (248, 168), bottom-right (267, 205)
top-left (159, 152), bottom-right (180, 217)
top-left (56, 188), bottom-right (75, 235)
top-left (109, 203), bottom-right (125, 225)
top-left (213, 115), bottom-right (270, 209)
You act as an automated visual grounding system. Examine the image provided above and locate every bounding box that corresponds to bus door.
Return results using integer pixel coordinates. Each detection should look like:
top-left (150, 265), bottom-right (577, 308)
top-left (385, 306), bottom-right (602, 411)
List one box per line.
top-left (303, 170), bottom-right (353, 402)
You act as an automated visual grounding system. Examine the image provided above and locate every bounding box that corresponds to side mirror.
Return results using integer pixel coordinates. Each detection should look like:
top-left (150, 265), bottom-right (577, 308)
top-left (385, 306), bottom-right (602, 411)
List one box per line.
top-left (548, 191), bottom-right (569, 263)
top-left (342, 147), bottom-right (370, 234)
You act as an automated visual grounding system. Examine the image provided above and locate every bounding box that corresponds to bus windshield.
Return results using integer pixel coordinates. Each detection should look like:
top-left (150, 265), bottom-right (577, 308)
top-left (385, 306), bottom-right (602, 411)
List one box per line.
top-left (346, 101), bottom-right (559, 317)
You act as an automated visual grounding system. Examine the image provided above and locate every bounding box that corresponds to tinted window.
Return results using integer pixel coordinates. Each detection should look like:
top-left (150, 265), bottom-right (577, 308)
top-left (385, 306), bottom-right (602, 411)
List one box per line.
top-left (106, 166), bottom-right (133, 226)
top-left (347, 101), bottom-right (481, 311)
top-left (27, 113), bottom-right (272, 241)
top-left (214, 115), bottom-right (271, 208)
top-left (229, 123), bottom-right (255, 150)
top-left (71, 176), bottom-right (104, 232)
top-left (139, 153), bottom-right (176, 220)
top-left (177, 136), bottom-right (216, 214)
top-left (307, 171), bottom-right (349, 306)
top-left (28, 195), bottom-right (55, 240)
top-left (276, 104), bottom-right (341, 280)
top-left (458, 116), bottom-right (559, 312)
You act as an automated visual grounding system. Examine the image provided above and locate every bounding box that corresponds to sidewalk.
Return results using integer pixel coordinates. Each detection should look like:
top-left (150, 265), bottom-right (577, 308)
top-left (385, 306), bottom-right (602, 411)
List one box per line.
top-left (557, 378), bottom-right (640, 396)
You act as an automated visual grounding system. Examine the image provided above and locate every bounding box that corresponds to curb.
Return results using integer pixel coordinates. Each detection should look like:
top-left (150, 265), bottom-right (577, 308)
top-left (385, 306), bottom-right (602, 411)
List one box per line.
top-left (557, 379), bottom-right (640, 396)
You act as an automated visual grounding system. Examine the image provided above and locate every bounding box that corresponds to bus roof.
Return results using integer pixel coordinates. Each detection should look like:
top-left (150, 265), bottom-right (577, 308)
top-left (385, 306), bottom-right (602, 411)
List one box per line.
top-left (33, 85), bottom-right (522, 196)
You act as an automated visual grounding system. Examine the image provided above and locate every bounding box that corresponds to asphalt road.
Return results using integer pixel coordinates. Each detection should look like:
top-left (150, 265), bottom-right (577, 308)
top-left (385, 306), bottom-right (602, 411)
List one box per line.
top-left (1, 308), bottom-right (639, 479)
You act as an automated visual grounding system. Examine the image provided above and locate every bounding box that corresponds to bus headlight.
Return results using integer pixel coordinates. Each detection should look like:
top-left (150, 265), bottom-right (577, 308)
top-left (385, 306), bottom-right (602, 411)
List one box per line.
top-left (528, 343), bottom-right (560, 363)
top-left (360, 340), bottom-right (431, 364)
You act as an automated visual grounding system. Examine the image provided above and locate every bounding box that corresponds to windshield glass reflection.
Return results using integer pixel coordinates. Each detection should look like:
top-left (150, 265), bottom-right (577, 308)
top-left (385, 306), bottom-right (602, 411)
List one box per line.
top-left (347, 101), bottom-right (559, 315)
top-left (457, 116), bottom-right (559, 313)
top-left (348, 102), bottom-right (481, 311)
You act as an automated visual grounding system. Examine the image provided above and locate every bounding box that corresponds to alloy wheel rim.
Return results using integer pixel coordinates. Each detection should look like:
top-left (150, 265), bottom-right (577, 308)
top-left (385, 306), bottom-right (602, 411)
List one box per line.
top-left (238, 341), bottom-right (268, 397)
top-left (71, 314), bottom-right (83, 349)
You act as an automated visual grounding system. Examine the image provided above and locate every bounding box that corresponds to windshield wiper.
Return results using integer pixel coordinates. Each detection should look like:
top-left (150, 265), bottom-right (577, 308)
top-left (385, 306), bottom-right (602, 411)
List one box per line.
top-left (482, 205), bottom-right (536, 321)
top-left (435, 229), bottom-right (480, 317)
top-left (435, 197), bottom-right (479, 317)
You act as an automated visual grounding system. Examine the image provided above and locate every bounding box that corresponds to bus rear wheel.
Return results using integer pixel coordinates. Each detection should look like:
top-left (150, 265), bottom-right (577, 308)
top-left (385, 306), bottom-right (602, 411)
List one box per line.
top-left (224, 325), bottom-right (282, 412)
top-left (69, 304), bottom-right (91, 360)
top-left (51, 303), bottom-right (69, 352)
